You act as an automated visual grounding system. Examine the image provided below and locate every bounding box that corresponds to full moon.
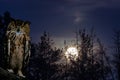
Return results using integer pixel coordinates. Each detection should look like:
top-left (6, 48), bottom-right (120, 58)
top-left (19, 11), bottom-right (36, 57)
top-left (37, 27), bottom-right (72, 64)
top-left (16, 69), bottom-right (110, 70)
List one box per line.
top-left (65, 47), bottom-right (78, 61)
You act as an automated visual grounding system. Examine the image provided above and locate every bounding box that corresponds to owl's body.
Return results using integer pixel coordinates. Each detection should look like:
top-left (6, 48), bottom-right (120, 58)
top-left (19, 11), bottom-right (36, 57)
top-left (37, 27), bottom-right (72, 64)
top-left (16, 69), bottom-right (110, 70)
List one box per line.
top-left (6, 20), bottom-right (30, 77)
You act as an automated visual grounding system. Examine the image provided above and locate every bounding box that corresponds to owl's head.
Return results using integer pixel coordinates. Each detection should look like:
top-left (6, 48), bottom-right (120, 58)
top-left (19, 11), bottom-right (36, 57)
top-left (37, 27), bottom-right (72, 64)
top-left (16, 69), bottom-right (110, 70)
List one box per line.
top-left (7, 19), bottom-right (30, 35)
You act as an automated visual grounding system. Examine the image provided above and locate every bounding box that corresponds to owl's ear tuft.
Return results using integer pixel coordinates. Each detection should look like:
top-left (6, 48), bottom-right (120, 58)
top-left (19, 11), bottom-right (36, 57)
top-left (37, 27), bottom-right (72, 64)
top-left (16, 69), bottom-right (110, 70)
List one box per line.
top-left (24, 21), bottom-right (31, 25)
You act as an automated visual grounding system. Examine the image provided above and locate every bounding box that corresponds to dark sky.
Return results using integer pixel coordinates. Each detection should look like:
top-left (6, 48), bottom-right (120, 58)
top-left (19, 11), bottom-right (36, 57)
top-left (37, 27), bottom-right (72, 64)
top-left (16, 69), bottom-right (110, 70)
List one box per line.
top-left (0, 0), bottom-right (120, 48)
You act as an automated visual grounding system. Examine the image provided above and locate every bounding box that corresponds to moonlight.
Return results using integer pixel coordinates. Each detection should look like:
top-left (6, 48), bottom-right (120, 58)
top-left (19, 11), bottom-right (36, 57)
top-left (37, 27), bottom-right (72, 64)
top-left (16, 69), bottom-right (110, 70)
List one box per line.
top-left (65, 47), bottom-right (78, 61)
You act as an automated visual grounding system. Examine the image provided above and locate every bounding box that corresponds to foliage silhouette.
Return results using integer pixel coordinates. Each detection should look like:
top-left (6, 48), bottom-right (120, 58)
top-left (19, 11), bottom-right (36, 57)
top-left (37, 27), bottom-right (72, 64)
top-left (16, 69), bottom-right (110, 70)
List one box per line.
top-left (113, 30), bottom-right (120, 80)
top-left (28, 32), bottom-right (62, 80)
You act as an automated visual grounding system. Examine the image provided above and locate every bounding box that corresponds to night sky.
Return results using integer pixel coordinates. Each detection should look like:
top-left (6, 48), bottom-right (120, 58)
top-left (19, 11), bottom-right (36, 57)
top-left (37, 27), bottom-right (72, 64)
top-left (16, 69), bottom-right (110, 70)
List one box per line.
top-left (0, 0), bottom-right (120, 48)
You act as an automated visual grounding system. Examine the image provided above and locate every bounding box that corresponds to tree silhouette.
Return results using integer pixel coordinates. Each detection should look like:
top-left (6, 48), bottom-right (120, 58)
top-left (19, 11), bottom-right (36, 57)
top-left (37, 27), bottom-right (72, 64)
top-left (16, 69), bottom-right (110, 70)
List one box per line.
top-left (113, 30), bottom-right (120, 80)
top-left (28, 32), bottom-right (62, 80)
top-left (0, 11), bottom-right (13, 68)
top-left (65, 29), bottom-right (112, 80)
